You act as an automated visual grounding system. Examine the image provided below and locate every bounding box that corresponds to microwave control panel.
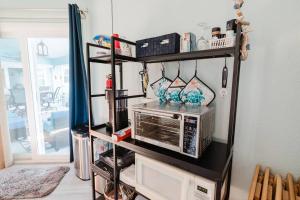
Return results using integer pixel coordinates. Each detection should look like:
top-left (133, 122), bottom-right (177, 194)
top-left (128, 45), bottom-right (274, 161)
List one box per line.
top-left (183, 116), bottom-right (198, 156)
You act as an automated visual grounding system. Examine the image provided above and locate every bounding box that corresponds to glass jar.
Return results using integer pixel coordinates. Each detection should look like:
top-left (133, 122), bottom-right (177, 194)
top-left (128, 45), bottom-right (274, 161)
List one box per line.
top-left (196, 22), bottom-right (210, 50)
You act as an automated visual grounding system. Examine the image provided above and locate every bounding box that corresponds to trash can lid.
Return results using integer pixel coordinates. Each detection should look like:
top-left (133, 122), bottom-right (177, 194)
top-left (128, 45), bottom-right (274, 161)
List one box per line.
top-left (72, 124), bottom-right (89, 137)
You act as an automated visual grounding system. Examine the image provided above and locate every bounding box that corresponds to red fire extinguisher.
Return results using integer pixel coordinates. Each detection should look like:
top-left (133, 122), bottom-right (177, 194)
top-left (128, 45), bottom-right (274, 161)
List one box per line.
top-left (106, 74), bottom-right (112, 89)
top-left (112, 33), bottom-right (120, 49)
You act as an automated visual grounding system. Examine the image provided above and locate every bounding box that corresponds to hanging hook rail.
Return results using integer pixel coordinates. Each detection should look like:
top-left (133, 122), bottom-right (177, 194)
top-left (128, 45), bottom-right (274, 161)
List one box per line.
top-left (177, 61), bottom-right (181, 76)
top-left (194, 60), bottom-right (198, 76)
top-left (161, 62), bottom-right (166, 77)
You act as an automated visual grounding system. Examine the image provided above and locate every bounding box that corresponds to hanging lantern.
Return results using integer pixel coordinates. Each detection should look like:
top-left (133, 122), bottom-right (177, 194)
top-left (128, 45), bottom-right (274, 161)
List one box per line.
top-left (36, 40), bottom-right (48, 56)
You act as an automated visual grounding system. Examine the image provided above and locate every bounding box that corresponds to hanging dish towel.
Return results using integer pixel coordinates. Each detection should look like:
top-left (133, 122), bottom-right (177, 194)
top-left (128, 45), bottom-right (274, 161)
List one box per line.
top-left (180, 78), bottom-right (215, 106)
top-left (151, 77), bottom-right (172, 102)
top-left (165, 62), bottom-right (186, 103)
top-left (180, 60), bottom-right (215, 106)
top-left (150, 63), bottom-right (172, 102)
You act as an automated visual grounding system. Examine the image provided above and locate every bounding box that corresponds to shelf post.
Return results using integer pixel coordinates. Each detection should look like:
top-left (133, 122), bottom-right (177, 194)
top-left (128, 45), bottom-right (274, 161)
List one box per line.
top-left (87, 43), bottom-right (94, 127)
top-left (111, 36), bottom-right (119, 200)
top-left (90, 136), bottom-right (96, 200)
top-left (225, 24), bottom-right (242, 200)
top-left (111, 37), bottom-right (117, 133)
top-left (224, 159), bottom-right (233, 200)
top-left (142, 62), bottom-right (147, 96)
top-left (87, 43), bottom-right (97, 200)
top-left (119, 63), bottom-right (123, 89)
top-left (216, 180), bottom-right (222, 200)
top-left (227, 24), bottom-right (242, 152)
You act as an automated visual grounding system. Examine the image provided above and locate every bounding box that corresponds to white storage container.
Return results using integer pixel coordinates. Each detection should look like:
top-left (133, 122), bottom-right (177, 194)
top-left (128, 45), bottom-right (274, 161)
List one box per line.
top-left (120, 164), bottom-right (136, 188)
top-left (209, 37), bottom-right (235, 49)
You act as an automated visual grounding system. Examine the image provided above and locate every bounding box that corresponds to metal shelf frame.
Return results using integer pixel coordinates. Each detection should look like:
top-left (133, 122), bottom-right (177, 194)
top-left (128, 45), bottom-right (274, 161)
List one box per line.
top-left (87, 24), bottom-right (242, 200)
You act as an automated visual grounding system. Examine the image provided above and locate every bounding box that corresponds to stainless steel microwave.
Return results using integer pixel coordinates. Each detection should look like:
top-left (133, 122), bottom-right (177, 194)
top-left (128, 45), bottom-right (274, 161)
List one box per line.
top-left (131, 101), bottom-right (215, 158)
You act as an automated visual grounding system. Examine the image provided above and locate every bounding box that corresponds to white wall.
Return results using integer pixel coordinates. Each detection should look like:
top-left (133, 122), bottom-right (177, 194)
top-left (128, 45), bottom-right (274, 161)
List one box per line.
top-left (87, 0), bottom-right (300, 199)
top-left (230, 0), bottom-right (300, 198)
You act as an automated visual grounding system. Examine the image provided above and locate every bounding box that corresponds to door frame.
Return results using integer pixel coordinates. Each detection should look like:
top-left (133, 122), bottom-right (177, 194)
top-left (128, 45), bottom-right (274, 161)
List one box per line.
top-left (0, 21), bottom-right (70, 163)
top-left (0, 65), bottom-right (13, 167)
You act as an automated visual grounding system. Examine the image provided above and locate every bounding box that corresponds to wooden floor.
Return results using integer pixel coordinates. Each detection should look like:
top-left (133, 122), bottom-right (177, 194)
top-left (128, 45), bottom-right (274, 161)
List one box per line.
top-left (3, 164), bottom-right (93, 200)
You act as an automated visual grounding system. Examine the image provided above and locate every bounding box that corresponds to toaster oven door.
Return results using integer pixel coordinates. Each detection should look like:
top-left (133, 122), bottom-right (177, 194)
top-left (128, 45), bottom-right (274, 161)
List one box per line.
top-left (133, 111), bottom-right (182, 152)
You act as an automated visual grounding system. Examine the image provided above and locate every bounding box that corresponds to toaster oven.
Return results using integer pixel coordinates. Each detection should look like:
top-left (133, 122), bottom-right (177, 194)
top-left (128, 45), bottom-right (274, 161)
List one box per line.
top-left (131, 101), bottom-right (215, 158)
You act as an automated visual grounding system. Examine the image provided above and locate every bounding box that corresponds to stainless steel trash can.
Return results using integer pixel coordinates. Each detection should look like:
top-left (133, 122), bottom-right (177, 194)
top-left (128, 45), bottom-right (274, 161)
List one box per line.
top-left (72, 126), bottom-right (90, 180)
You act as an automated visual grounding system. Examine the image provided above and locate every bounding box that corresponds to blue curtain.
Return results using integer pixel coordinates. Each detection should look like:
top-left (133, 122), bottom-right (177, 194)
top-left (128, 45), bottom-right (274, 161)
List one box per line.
top-left (68, 4), bottom-right (89, 162)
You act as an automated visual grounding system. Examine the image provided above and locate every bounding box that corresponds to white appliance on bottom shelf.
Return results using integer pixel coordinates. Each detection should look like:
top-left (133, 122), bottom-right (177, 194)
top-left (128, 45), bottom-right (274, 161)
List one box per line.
top-left (135, 154), bottom-right (227, 200)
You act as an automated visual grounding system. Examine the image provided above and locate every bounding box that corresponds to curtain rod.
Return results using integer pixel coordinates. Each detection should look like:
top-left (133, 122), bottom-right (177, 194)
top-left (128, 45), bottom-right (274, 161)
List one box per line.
top-left (0, 8), bottom-right (88, 15)
top-left (0, 8), bottom-right (88, 21)
top-left (79, 9), bottom-right (88, 18)
top-left (0, 8), bottom-right (87, 12)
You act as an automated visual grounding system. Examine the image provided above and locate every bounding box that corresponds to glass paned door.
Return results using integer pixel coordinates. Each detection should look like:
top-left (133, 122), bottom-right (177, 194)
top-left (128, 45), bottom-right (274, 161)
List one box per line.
top-left (0, 38), bottom-right (31, 154)
top-left (28, 38), bottom-right (69, 155)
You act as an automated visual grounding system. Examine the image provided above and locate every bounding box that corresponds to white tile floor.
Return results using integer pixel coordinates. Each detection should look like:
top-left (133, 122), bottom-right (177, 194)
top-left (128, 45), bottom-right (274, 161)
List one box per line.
top-left (2, 164), bottom-right (93, 200)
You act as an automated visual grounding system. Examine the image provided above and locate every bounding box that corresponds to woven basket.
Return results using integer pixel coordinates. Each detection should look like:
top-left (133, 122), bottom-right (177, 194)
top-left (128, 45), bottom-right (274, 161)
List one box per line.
top-left (209, 37), bottom-right (235, 49)
top-left (103, 182), bottom-right (135, 200)
top-left (104, 183), bottom-right (122, 200)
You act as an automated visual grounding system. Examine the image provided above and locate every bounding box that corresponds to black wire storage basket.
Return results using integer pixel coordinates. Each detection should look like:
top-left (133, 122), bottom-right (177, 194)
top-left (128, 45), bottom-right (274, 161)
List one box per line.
top-left (136, 33), bottom-right (180, 57)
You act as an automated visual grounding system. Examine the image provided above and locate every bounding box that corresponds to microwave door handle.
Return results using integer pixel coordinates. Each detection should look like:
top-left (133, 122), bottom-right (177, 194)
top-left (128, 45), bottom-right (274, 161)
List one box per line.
top-left (136, 110), bottom-right (181, 120)
top-left (150, 112), bottom-right (181, 120)
top-left (162, 113), bottom-right (181, 119)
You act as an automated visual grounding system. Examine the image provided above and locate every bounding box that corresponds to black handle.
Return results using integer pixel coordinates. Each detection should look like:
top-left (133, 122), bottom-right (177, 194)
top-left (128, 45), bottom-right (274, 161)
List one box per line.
top-left (173, 114), bottom-right (180, 119)
top-left (222, 64), bottom-right (228, 88)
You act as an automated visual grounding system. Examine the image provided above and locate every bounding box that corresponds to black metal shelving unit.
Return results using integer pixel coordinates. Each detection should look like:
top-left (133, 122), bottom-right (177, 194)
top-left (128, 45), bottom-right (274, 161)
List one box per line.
top-left (87, 24), bottom-right (242, 200)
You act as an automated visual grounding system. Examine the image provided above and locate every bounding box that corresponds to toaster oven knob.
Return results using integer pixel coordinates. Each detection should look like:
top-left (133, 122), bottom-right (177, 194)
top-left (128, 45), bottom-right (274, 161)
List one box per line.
top-left (173, 114), bottom-right (180, 119)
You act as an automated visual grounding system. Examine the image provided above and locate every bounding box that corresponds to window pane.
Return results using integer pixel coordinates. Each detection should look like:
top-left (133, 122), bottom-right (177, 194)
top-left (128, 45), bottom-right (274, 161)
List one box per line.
top-left (28, 38), bottom-right (69, 155)
top-left (0, 38), bottom-right (31, 154)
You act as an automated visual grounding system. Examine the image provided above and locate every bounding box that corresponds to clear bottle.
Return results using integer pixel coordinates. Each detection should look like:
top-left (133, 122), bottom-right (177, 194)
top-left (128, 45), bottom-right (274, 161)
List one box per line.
top-left (196, 22), bottom-right (210, 50)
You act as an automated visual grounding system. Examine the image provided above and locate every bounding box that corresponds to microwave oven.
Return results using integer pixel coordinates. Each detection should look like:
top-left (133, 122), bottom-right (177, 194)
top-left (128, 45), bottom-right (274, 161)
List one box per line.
top-left (135, 154), bottom-right (227, 200)
top-left (131, 101), bottom-right (215, 158)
